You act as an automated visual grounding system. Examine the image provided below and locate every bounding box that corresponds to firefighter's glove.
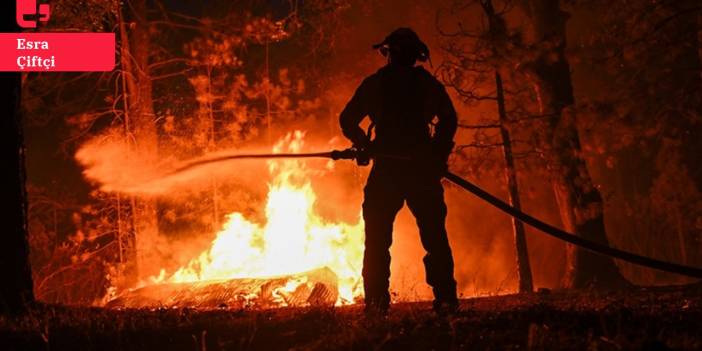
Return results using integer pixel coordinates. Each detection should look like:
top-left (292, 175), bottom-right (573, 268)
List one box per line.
top-left (354, 144), bottom-right (372, 167)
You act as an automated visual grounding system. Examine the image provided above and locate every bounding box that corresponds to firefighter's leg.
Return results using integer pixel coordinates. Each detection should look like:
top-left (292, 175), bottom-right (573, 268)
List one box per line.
top-left (406, 176), bottom-right (458, 307)
top-left (362, 167), bottom-right (404, 311)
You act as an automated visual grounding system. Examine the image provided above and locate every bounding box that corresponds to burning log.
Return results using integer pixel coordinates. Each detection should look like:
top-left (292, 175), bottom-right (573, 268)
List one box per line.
top-left (106, 267), bottom-right (339, 309)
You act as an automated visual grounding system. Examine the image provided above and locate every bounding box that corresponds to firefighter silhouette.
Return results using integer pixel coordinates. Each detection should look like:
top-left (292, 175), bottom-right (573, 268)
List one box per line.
top-left (340, 28), bottom-right (459, 314)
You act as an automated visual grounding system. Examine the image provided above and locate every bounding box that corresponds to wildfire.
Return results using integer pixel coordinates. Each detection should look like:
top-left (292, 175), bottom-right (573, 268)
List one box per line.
top-left (148, 132), bottom-right (365, 306)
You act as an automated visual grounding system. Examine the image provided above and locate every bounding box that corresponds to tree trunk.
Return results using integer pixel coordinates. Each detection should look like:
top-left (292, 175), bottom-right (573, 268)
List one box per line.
top-left (496, 72), bottom-right (534, 293)
top-left (115, 0), bottom-right (139, 287)
top-left (522, 0), bottom-right (629, 289)
top-left (480, 0), bottom-right (534, 292)
top-left (0, 14), bottom-right (35, 315)
top-left (123, 0), bottom-right (160, 279)
top-left (678, 1), bottom-right (702, 267)
top-left (677, 0), bottom-right (702, 197)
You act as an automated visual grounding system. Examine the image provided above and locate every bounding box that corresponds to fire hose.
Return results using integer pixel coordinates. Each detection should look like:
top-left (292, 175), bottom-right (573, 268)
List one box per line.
top-left (171, 148), bottom-right (702, 279)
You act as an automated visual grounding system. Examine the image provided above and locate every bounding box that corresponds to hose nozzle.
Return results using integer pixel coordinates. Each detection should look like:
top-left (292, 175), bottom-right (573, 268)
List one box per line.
top-left (330, 148), bottom-right (358, 161)
top-left (330, 147), bottom-right (370, 166)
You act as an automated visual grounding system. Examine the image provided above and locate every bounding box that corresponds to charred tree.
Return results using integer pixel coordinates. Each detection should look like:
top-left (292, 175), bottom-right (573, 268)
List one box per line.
top-left (120, 0), bottom-right (160, 279)
top-left (674, 0), bottom-right (702, 221)
top-left (495, 72), bottom-right (533, 293)
top-left (481, 0), bottom-right (534, 293)
top-left (115, 0), bottom-right (139, 286)
top-left (438, 0), bottom-right (536, 292)
top-left (671, 0), bottom-right (702, 268)
top-left (668, 0), bottom-right (702, 267)
top-left (0, 15), bottom-right (35, 314)
top-left (521, 0), bottom-right (629, 289)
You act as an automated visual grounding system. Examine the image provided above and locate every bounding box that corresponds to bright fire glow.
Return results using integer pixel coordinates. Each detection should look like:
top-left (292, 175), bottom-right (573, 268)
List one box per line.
top-left (149, 131), bottom-right (365, 305)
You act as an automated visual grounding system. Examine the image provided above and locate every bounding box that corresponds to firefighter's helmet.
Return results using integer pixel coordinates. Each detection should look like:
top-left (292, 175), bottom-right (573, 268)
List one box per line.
top-left (372, 27), bottom-right (429, 63)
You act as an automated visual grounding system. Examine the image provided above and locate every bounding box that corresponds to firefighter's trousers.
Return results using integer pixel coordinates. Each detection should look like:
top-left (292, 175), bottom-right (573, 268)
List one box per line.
top-left (361, 161), bottom-right (457, 309)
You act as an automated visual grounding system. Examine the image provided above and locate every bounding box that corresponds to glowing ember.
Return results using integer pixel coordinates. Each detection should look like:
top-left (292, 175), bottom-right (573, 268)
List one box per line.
top-left (147, 132), bottom-right (365, 305)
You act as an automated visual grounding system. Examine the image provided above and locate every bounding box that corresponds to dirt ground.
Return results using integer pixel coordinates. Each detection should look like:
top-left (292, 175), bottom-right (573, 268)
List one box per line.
top-left (1, 287), bottom-right (700, 350)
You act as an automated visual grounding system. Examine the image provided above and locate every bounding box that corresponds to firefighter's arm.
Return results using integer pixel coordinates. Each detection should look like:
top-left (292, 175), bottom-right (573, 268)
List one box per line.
top-left (339, 79), bottom-right (371, 149)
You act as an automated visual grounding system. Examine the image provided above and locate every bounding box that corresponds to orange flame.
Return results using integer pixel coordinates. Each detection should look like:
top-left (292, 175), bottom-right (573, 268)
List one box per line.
top-left (149, 131), bottom-right (365, 305)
